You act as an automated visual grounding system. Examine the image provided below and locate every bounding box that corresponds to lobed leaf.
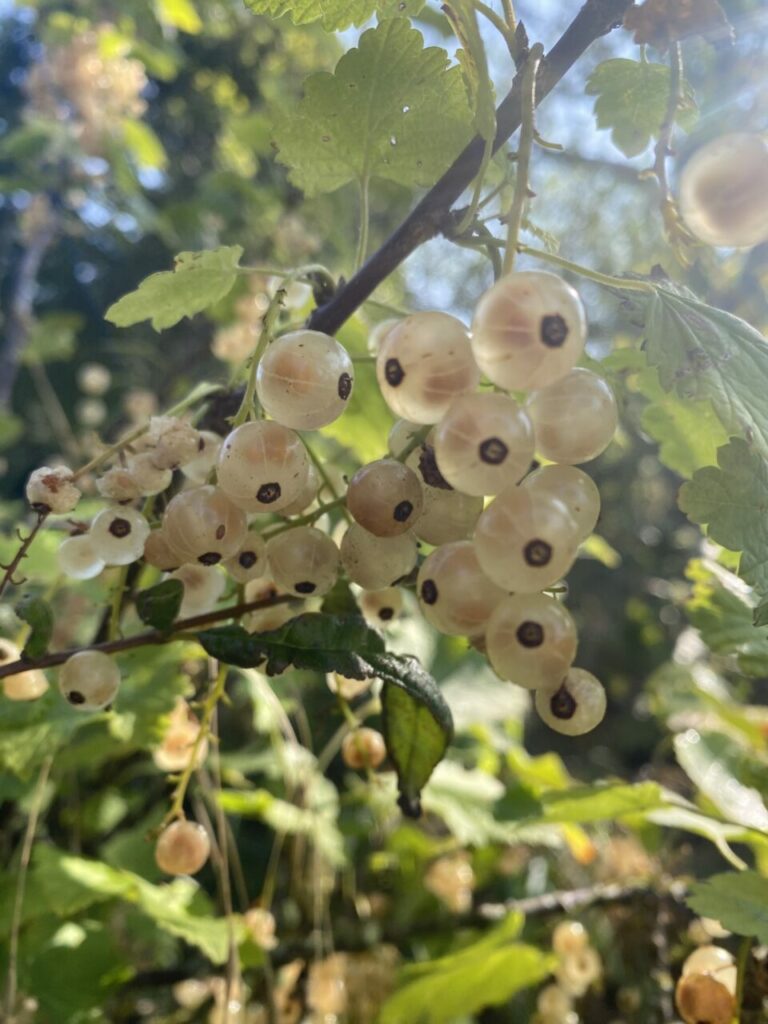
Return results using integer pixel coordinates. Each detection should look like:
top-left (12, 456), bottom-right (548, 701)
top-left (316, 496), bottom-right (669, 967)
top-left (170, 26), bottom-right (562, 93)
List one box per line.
top-left (688, 871), bottom-right (768, 943)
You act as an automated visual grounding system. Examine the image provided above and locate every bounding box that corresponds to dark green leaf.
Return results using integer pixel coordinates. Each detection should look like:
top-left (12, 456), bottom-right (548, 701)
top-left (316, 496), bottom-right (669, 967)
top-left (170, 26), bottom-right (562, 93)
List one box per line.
top-left (15, 594), bottom-right (54, 659)
top-left (688, 871), bottom-right (768, 943)
top-left (136, 579), bottom-right (184, 631)
top-left (320, 577), bottom-right (360, 616)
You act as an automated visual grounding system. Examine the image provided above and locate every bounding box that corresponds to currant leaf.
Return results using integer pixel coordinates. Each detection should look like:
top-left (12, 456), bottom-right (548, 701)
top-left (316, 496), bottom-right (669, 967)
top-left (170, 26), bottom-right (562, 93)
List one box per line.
top-left (135, 579), bottom-right (183, 631)
top-left (15, 593), bottom-right (54, 659)
top-left (244, 0), bottom-right (424, 32)
top-left (688, 871), bottom-right (768, 944)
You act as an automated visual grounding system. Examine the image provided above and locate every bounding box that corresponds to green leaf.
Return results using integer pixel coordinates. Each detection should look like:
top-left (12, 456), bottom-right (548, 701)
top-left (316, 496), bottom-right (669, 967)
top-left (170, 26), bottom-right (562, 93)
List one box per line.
top-left (14, 594), bottom-right (54, 659)
top-left (121, 118), bottom-right (168, 170)
top-left (0, 411), bottom-right (22, 449)
top-left (136, 579), bottom-right (184, 631)
top-left (105, 245), bottom-right (243, 331)
top-left (685, 559), bottom-right (768, 675)
top-left (320, 577), bottom-right (360, 616)
top-left (645, 805), bottom-right (758, 869)
top-left (637, 285), bottom-right (768, 461)
top-left (532, 781), bottom-right (664, 825)
top-left (586, 58), bottom-right (697, 157)
top-left (245, 0), bottom-right (424, 31)
top-left (688, 872), bottom-right (768, 943)
top-left (273, 19), bottom-right (472, 196)
top-left (156, 0), bottom-right (203, 32)
top-left (678, 439), bottom-right (768, 598)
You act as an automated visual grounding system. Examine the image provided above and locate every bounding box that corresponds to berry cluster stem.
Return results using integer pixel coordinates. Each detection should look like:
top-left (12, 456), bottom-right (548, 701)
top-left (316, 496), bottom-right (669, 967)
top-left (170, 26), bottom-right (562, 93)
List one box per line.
top-left (504, 43), bottom-right (543, 275)
top-left (232, 286), bottom-right (287, 428)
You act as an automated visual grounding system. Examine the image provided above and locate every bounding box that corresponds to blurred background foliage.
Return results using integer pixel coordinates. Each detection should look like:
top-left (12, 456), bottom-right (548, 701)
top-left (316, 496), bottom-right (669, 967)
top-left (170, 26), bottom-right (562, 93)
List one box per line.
top-left (0, 0), bottom-right (768, 1022)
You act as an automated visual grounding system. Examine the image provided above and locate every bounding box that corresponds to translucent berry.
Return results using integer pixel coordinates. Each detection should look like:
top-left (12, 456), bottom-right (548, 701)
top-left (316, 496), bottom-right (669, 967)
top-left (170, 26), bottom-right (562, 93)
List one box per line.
top-left (486, 593), bottom-right (577, 690)
top-left (169, 564), bottom-right (226, 617)
top-left (341, 727), bottom-right (387, 769)
top-left (1, 640), bottom-right (48, 702)
top-left (26, 465), bottom-right (81, 514)
top-left (375, 312), bottom-right (479, 424)
top-left (417, 541), bottom-right (506, 637)
top-left (244, 907), bottom-right (278, 950)
top-left (340, 524), bottom-right (418, 590)
top-left (555, 946), bottom-right (602, 997)
top-left (77, 362), bottom-right (111, 395)
top-left (216, 421), bottom-right (310, 514)
top-left (256, 329), bottom-right (354, 429)
top-left (143, 529), bottom-right (182, 571)
top-left (153, 698), bottom-right (208, 772)
top-left (683, 946), bottom-right (736, 994)
top-left (155, 819), bottom-right (210, 875)
top-left (537, 984), bottom-right (573, 1021)
top-left (147, 416), bottom-right (201, 469)
top-left (326, 672), bottom-right (371, 700)
top-left (181, 431), bottom-right (222, 484)
top-left (552, 921), bottom-right (590, 957)
top-left (163, 485), bottom-right (247, 566)
top-left (347, 459), bottom-right (423, 537)
top-left (58, 533), bottom-right (106, 580)
top-left (96, 465), bottom-right (142, 502)
top-left (415, 485), bottom-right (483, 546)
top-left (526, 368), bottom-right (617, 464)
top-left (535, 667), bottom-right (606, 736)
top-left (90, 506), bottom-right (151, 566)
top-left (266, 526), bottom-right (339, 597)
top-left (279, 463), bottom-right (319, 516)
top-left (523, 464), bottom-right (601, 541)
top-left (59, 650), bottom-right (120, 711)
top-left (434, 393), bottom-right (535, 496)
top-left (471, 271), bottom-right (587, 391)
top-left (359, 587), bottom-right (403, 625)
top-left (474, 488), bottom-right (579, 593)
top-left (424, 852), bottom-right (475, 913)
top-left (243, 576), bottom-right (297, 633)
top-left (368, 318), bottom-right (400, 356)
top-left (127, 452), bottom-right (173, 496)
top-left (223, 529), bottom-right (267, 584)
top-left (679, 132), bottom-right (768, 248)
top-left (675, 972), bottom-right (735, 1024)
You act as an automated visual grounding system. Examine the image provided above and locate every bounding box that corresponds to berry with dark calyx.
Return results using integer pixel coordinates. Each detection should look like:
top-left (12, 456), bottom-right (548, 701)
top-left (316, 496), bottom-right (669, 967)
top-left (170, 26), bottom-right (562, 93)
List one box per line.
top-left (216, 420), bottom-right (311, 513)
top-left (163, 485), bottom-right (247, 566)
top-left (340, 524), bottom-right (418, 590)
top-left (359, 587), bottom-right (403, 625)
top-left (416, 541), bottom-right (506, 637)
top-left (534, 667), bottom-right (606, 735)
top-left (341, 727), bottom-right (387, 770)
top-left (223, 528), bottom-right (267, 584)
top-left (58, 650), bottom-right (121, 711)
top-left (375, 312), bottom-right (479, 424)
top-left (523, 464), bottom-right (601, 541)
top-left (180, 430), bottom-right (223, 484)
top-left (485, 593), bottom-right (577, 690)
top-left (526, 368), bottom-right (618, 465)
top-left (155, 819), bottom-right (211, 876)
top-left (471, 271), bottom-right (587, 391)
top-left (347, 459), bottom-right (423, 537)
top-left (266, 526), bottom-right (339, 597)
top-left (433, 392), bottom-right (535, 496)
top-left (256, 329), bottom-right (354, 430)
top-left (90, 506), bottom-right (151, 566)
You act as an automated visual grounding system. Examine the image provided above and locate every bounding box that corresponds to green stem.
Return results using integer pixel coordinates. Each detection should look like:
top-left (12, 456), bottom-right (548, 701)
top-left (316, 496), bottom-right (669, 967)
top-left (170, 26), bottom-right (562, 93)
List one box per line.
top-left (261, 496), bottom-right (347, 540)
top-left (517, 244), bottom-right (656, 293)
top-left (735, 935), bottom-right (751, 1020)
top-left (394, 424), bottom-right (431, 463)
top-left (473, 0), bottom-right (517, 55)
top-left (231, 287), bottom-right (287, 428)
top-left (355, 175), bottom-right (371, 274)
top-left (504, 43), bottom-right (543, 274)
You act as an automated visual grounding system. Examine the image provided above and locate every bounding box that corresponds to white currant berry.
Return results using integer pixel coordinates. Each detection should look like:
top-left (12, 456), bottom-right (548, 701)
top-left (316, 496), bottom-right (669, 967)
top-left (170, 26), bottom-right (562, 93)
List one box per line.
top-left (434, 392), bottom-right (535, 496)
top-left (415, 484), bottom-right (483, 546)
top-left (535, 667), bottom-right (606, 736)
top-left (96, 465), bottom-right (142, 502)
top-left (326, 672), bottom-right (371, 700)
top-left (375, 312), bottom-right (479, 424)
top-left (216, 420), bottom-right (311, 513)
top-left (555, 946), bottom-right (602, 997)
top-left (523, 464), bottom-right (601, 541)
top-left (424, 853), bottom-right (475, 914)
top-left (368, 318), bottom-right (400, 356)
top-left (1, 639), bottom-right (49, 702)
top-left (340, 524), bottom-right (417, 590)
top-left (347, 459), bottom-right (423, 537)
top-left (143, 529), bottom-right (182, 571)
top-left (169, 564), bottom-right (226, 617)
top-left (552, 920), bottom-right (589, 957)
top-left (243, 576), bottom-right (297, 634)
top-left (59, 650), bottom-right (120, 711)
top-left (26, 465), bottom-right (81, 514)
top-left (163, 485), bottom-right (247, 566)
top-left (359, 587), bottom-right (403, 625)
top-left (223, 529), bottom-right (267, 584)
top-left (471, 271), bottom-right (587, 391)
top-left (279, 463), bottom-right (319, 516)
top-left (683, 946), bottom-right (736, 994)
top-left (127, 452), bottom-right (173, 496)
top-left (266, 526), bottom-right (339, 597)
top-left (486, 593), bottom-right (577, 690)
top-left (244, 907), bottom-right (278, 950)
top-left (155, 820), bottom-right (210, 875)
top-left (675, 972), bottom-right (735, 1024)
top-left (256, 329), bottom-right (354, 429)
top-left (147, 416), bottom-right (201, 469)
top-left (153, 698), bottom-right (208, 772)
top-left (58, 533), bottom-right (106, 580)
top-left (387, 419), bottom-right (423, 457)
top-left (537, 984), bottom-right (573, 1020)
top-left (679, 132), bottom-right (768, 248)
top-left (90, 506), bottom-right (151, 566)
top-left (474, 487), bottom-right (579, 593)
top-left (341, 727), bottom-right (387, 770)
top-left (180, 430), bottom-right (222, 484)
top-left (526, 368), bottom-right (617, 464)
top-left (77, 362), bottom-right (111, 395)
top-left (417, 541), bottom-right (506, 637)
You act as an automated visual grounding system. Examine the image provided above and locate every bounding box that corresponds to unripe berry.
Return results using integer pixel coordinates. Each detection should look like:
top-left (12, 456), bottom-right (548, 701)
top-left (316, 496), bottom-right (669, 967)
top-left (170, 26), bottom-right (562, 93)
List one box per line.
top-left (243, 576), bottom-right (298, 634)
top-left (155, 819), bottom-right (210, 875)
top-left (163, 485), bottom-right (247, 566)
top-left (434, 393), bottom-right (535, 496)
top-left (474, 487), bottom-right (579, 593)
top-left (537, 984), bottom-right (573, 1021)
top-left (77, 362), bottom-right (111, 395)
top-left (147, 416), bottom-right (201, 469)
top-left (471, 271), bottom-right (586, 391)
top-left (127, 453), bottom-right (173, 496)
top-left (340, 524), bottom-right (417, 590)
top-left (90, 506), bottom-right (151, 566)
top-left (417, 541), bottom-right (506, 637)
top-left (326, 672), bottom-right (371, 700)
top-left (96, 465), bottom-right (143, 502)
top-left (341, 727), bottom-right (387, 769)
top-left (486, 593), bottom-right (577, 690)
top-left (216, 421), bottom-right (311, 513)
top-left (244, 907), bottom-right (278, 950)
top-left (359, 587), bottom-right (403, 625)
top-left (153, 698), bottom-right (208, 773)
top-left (59, 650), bottom-right (120, 711)
top-left (223, 529), bottom-right (267, 584)
top-left (675, 972), bottom-right (735, 1024)
top-left (376, 312), bottom-right (479, 424)
top-left (535, 668), bottom-right (606, 736)
top-left (266, 526), bottom-right (339, 596)
top-left (523, 464), bottom-right (601, 541)
top-left (347, 459), bottom-right (423, 537)
top-left (58, 533), bottom-right (106, 580)
top-left (526, 368), bottom-right (617, 464)
top-left (679, 132), bottom-right (768, 248)
top-left (256, 329), bottom-right (354, 429)
top-left (26, 465), bottom-right (81, 514)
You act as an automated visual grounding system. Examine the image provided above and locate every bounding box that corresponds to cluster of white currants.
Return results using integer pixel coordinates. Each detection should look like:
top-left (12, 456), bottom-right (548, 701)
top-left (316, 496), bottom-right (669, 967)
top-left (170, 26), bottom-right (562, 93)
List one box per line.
top-left (536, 921), bottom-right (603, 1024)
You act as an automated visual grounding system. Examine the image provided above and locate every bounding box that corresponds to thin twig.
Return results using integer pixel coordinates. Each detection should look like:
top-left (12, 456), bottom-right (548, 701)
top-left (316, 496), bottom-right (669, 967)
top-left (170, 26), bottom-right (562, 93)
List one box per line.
top-left (0, 511), bottom-right (47, 601)
top-left (504, 43), bottom-right (543, 273)
top-left (478, 878), bottom-right (688, 921)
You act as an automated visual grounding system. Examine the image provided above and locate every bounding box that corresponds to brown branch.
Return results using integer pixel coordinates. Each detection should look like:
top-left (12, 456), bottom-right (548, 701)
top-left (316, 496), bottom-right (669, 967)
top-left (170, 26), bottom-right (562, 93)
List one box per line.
top-left (307, 0), bottom-right (634, 336)
top-left (0, 594), bottom-right (297, 680)
top-left (0, 511), bottom-right (48, 601)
